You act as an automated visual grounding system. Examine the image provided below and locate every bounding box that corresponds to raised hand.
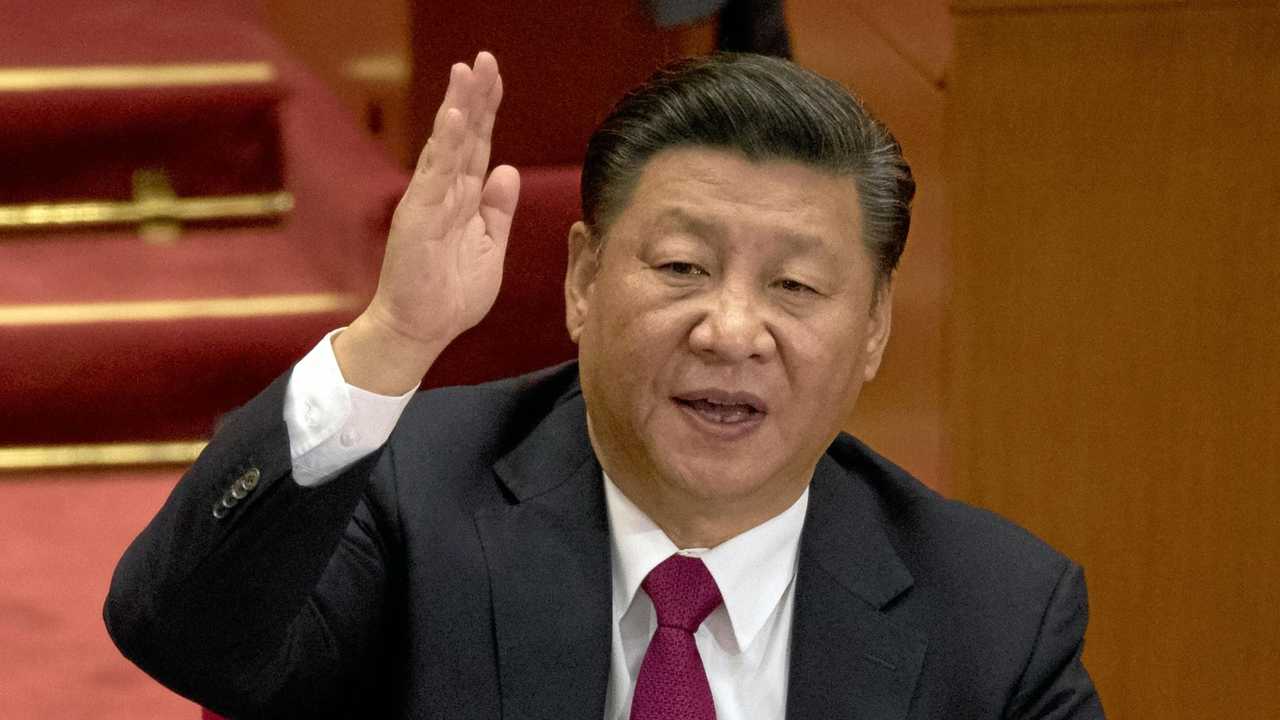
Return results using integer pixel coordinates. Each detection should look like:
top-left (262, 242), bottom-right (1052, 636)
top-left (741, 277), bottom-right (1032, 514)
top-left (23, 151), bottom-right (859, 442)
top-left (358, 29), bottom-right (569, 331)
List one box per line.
top-left (335, 52), bottom-right (519, 394)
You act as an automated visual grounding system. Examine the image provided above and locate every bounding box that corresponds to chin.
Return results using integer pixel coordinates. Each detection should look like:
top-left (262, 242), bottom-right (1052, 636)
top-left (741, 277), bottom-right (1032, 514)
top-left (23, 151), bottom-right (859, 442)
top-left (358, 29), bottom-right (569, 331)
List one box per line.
top-left (659, 452), bottom-right (778, 504)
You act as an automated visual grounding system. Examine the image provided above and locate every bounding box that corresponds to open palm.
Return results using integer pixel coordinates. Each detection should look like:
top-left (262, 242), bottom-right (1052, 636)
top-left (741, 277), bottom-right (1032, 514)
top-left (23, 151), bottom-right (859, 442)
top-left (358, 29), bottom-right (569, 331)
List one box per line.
top-left (366, 52), bottom-right (520, 352)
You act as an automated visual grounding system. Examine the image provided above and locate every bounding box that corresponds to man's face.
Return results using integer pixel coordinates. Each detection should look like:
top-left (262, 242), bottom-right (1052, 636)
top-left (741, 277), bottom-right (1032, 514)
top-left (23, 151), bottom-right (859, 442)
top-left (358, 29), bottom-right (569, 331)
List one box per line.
top-left (566, 147), bottom-right (892, 528)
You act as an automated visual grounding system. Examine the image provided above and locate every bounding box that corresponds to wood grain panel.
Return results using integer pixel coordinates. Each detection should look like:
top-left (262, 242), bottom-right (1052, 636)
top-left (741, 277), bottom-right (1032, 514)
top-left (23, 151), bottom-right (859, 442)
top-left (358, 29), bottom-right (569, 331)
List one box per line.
top-left (947, 4), bottom-right (1279, 717)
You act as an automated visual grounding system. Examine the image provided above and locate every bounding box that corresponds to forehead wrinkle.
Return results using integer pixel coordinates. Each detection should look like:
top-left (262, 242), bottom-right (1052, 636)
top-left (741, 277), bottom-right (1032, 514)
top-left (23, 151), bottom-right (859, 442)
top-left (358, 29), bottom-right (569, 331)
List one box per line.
top-left (651, 205), bottom-right (724, 240)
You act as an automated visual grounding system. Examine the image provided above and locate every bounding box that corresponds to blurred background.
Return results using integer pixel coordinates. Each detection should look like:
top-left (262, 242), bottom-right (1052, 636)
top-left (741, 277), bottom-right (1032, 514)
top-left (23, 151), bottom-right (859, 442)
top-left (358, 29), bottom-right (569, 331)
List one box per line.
top-left (0, 0), bottom-right (1275, 717)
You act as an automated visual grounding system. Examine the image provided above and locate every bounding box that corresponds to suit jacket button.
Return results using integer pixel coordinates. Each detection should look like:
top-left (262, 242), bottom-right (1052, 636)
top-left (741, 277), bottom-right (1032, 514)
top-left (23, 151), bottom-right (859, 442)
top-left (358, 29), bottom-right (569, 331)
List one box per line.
top-left (230, 483), bottom-right (249, 500)
top-left (237, 468), bottom-right (260, 491)
top-left (212, 499), bottom-right (230, 519)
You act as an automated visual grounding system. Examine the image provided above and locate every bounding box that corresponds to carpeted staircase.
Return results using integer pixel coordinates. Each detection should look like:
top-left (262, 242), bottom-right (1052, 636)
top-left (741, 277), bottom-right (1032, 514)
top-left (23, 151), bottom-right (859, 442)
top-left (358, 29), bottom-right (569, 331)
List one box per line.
top-left (0, 3), bottom-right (407, 453)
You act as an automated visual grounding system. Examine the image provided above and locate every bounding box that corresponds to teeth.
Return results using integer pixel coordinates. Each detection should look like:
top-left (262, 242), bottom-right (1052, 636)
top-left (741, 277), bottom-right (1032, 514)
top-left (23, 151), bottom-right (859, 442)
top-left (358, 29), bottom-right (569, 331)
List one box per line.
top-left (689, 398), bottom-right (756, 423)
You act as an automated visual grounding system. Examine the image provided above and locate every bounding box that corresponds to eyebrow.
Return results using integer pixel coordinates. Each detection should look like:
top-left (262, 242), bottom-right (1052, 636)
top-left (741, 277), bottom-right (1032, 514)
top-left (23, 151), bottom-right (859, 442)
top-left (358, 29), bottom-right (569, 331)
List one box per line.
top-left (653, 206), bottom-right (721, 239)
top-left (653, 206), bottom-right (841, 261)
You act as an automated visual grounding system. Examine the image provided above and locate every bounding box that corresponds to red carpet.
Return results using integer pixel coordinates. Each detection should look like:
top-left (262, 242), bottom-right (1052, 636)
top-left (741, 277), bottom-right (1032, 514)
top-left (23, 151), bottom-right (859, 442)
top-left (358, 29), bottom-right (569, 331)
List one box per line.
top-left (0, 3), bottom-right (407, 446)
top-left (0, 469), bottom-right (197, 719)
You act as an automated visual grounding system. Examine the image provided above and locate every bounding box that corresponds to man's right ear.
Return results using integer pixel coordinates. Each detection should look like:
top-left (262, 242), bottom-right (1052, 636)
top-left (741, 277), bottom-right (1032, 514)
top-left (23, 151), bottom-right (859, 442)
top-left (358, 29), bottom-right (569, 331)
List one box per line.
top-left (564, 221), bottom-right (599, 344)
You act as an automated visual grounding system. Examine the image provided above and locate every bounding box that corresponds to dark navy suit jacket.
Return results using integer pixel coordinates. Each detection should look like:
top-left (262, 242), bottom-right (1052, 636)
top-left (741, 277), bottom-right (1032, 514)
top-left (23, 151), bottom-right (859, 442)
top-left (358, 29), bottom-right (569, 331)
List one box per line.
top-left (106, 362), bottom-right (1103, 719)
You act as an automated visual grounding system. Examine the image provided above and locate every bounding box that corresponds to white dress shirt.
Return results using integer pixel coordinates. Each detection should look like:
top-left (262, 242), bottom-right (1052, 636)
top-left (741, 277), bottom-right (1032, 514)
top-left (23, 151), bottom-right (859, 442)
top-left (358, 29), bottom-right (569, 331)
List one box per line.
top-left (282, 332), bottom-right (807, 719)
top-left (603, 474), bottom-right (806, 720)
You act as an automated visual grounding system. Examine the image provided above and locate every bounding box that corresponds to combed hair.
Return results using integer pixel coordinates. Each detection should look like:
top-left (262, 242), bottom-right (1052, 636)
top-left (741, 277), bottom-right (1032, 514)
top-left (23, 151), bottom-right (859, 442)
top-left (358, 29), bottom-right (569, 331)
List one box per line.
top-left (581, 53), bottom-right (915, 288)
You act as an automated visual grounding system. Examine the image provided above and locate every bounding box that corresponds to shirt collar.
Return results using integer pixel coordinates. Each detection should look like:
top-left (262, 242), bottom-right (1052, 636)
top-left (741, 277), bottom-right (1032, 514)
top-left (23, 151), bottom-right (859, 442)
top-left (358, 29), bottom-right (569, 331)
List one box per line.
top-left (604, 472), bottom-right (809, 653)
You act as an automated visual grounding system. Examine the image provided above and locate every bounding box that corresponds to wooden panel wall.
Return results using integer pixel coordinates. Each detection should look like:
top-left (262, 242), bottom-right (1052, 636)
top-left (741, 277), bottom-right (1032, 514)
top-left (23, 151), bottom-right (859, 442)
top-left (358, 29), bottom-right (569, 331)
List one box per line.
top-left (946, 3), bottom-right (1280, 717)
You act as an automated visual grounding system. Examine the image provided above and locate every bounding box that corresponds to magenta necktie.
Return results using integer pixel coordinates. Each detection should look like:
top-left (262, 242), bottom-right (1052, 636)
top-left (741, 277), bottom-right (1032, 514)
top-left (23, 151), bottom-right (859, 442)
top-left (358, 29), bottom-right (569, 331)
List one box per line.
top-left (630, 554), bottom-right (724, 720)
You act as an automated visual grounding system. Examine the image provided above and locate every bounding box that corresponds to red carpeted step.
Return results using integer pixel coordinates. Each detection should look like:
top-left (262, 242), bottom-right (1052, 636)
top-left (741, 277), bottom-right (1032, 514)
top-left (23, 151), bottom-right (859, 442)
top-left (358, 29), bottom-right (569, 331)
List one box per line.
top-left (0, 2), bottom-right (583, 449)
top-left (1, 4), bottom-right (292, 206)
top-left (0, 4), bottom-right (406, 445)
top-left (0, 160), bottom-right (583, 445)
top-left (1, 77), bottom-right (288, 207)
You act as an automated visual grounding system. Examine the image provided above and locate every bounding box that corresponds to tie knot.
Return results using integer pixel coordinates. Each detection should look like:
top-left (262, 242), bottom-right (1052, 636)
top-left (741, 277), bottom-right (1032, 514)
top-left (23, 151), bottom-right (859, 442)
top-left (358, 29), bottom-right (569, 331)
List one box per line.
top-left (641, 554), bottom-right (723, 633)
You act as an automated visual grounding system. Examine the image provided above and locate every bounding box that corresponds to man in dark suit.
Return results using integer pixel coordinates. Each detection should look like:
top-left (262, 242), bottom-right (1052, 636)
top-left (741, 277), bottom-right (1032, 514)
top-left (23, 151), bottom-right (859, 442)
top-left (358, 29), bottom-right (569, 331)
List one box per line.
top-left (106, 52), bottom-right (1104, 719)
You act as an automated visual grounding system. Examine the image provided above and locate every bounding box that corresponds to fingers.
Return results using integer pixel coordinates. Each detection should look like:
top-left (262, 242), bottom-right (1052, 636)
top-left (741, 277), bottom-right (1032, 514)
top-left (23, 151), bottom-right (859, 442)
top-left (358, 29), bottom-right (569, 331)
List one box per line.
top-left (403, 53), bottom-right (503, 229)
top-left (431, 62), bottom-right (473, 138)
top-left (466, 72), bottom-right (503, 182)
top-left (413, 59), bottom-right (475, 184)
top-left (407, 107), bottom-right (466, 208)
top-left (472, 51), bottom-right (499, 95)
top-left (453, 53), bottom-right (502, 220)
top-left (479, 165), bottom-right (520, 247)
top-left (458, 53), bottom-right (500, 181)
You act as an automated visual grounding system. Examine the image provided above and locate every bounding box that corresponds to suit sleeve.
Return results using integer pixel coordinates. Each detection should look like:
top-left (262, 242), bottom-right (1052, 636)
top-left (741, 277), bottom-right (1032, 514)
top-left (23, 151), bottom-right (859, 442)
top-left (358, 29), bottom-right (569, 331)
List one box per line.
top-left (1007, 562), bottom-right (1106, 719)
top-left (104, 369), bottom-right (402, 718)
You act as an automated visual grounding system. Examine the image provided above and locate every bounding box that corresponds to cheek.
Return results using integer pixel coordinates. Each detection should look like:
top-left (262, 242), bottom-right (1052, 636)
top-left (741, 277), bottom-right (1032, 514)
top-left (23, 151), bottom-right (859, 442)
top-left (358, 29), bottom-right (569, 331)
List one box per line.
top-left (595, 284), bottom-right (697, 359)
top-left (777, 320), bottom-right (867, 408)
top-left (584, 303), bottom-right (689, 413)
top-left (780, 317), bottom-right (856, 373)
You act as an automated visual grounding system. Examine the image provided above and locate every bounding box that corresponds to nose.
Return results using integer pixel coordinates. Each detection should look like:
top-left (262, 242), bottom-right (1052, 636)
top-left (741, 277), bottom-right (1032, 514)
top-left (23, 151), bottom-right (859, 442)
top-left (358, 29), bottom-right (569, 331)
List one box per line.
top-left (687, 284), bottom-right (777, 362)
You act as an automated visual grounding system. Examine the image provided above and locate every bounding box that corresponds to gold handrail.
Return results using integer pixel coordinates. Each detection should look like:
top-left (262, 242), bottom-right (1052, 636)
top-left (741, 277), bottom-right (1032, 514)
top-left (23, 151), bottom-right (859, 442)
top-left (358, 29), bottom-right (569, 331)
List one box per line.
top-left (0, 440), bottom-right (208, 471)
top-left (0, 292), bottom-right (360, 327)
top-left (0, 62), bottom-right (275, 92)
top-left (0, 191), bottom-right (295, 230)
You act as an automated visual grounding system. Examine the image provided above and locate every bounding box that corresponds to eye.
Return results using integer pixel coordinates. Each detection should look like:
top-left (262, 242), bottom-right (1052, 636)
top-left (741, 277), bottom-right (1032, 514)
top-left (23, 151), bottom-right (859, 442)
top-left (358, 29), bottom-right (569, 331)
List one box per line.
top-left (777, 278), bottom-right (817, 294)
top-left (659, 261), bottom-right (708, 277)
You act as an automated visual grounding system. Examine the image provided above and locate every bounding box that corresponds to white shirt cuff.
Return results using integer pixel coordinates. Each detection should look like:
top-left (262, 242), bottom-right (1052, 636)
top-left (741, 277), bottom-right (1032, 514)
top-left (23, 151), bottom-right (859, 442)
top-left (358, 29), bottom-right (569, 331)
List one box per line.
top-left (283, 328), bottom-right (417, 487)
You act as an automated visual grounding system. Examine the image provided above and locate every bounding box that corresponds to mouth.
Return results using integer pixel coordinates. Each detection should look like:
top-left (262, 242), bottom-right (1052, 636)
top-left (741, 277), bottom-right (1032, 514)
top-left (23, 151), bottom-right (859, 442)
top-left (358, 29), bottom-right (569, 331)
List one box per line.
top-left (672, 389), bottom-right (768, 432)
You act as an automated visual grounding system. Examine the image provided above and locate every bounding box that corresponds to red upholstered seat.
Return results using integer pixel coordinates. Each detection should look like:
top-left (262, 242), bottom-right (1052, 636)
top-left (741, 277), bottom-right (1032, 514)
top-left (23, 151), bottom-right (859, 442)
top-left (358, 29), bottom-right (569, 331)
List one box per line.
top-left (409, 0), bottom-right (689, 167)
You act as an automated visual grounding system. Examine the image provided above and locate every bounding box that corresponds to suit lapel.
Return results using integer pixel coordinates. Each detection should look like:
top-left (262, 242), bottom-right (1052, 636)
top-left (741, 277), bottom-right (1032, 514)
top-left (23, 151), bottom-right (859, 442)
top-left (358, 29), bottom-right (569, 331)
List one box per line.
top-left (473, 390), bottom-right (613, 720)
top-left (785, 455), bottom-right (928, 720)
